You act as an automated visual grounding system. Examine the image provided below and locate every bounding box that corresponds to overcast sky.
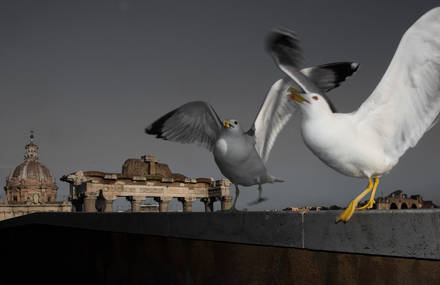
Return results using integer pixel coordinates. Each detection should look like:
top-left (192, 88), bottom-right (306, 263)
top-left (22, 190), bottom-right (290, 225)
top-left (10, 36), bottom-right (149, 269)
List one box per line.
top-left (1, 0), bottom-right (439, 211)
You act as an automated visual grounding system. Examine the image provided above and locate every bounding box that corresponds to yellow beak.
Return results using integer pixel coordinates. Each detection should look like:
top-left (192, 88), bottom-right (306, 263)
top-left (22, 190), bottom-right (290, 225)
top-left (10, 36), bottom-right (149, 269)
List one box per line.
top-left (288, 88), bottom-right (310, 104)
top-left (224, 120), bottom-right (231, 128)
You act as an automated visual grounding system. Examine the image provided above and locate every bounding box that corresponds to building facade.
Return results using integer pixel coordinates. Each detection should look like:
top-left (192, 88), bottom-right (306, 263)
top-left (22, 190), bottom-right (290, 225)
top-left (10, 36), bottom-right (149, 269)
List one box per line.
top-left (370, 190), bottom-right (438, 210)
top-left (61, 155), bottom-right (232, 212)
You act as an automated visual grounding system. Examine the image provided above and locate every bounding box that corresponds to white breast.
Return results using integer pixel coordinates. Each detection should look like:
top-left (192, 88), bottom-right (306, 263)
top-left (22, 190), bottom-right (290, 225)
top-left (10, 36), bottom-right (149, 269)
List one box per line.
top-left (215, 138), bottom-right (228, 155)
top-left (301, 114), bottom-right (395, 178)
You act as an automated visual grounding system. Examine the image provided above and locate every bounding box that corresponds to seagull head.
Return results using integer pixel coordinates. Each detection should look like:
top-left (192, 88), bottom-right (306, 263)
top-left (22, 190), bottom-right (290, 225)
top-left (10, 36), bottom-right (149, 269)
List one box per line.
top-left (288, 88), bottom-right (334, 117)
top-left (223, 119), bottom-right (243, 133)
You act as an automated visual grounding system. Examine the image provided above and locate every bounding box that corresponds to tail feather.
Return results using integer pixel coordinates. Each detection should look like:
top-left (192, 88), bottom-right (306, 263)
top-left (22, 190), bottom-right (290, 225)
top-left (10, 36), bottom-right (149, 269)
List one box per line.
top-left (269, 176), bottom-right (284, 183)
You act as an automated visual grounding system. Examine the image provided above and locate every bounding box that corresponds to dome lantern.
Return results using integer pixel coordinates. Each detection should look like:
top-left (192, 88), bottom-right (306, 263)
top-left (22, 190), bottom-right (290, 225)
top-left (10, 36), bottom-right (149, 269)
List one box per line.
top-left (24, 130), bottom-right (38, 160)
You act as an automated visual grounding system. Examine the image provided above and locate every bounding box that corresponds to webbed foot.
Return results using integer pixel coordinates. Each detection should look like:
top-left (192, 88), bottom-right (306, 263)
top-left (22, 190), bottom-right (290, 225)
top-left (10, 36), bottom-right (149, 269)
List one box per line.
top-left (335, 178), bottom-right (375, 223)
top-left (357, 199), bottom-right (375, 210)
top-left (336, 201), bottom-right (357, 223)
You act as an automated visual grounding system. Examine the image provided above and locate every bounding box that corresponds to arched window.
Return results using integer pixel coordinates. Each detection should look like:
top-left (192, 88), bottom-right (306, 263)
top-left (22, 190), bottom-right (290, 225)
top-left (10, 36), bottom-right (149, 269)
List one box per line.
top-left (390, 203), bottom-right (398, 209)
top-left (411, 204), bottom-right (418, 209)
top-left (401, 203), bottom-right (408, 209)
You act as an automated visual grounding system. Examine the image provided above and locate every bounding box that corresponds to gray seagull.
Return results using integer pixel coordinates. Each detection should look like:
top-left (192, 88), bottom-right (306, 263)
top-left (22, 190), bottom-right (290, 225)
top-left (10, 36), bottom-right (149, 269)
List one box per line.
top-left (145, 33), bottom-right (359, 209)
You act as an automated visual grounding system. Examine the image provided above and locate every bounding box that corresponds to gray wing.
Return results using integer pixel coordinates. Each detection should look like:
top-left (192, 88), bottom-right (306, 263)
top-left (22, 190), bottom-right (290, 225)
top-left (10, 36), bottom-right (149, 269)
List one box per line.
top-left (145, 101), bottom-right (223, 152)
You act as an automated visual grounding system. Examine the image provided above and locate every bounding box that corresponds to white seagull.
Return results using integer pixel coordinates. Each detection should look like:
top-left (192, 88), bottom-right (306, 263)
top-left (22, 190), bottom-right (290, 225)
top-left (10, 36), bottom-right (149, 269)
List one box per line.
top-left (268, 7), bottom-right (440, 222)
top-left (145, 42), bottom-right (358, 209)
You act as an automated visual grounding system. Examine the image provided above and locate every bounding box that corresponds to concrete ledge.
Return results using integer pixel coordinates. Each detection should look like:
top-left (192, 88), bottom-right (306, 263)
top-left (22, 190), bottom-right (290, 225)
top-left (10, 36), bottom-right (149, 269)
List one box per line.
top-left (1, 209), bottom-right (439, 260)
top-left (304, 210), bottom-right (440, 259)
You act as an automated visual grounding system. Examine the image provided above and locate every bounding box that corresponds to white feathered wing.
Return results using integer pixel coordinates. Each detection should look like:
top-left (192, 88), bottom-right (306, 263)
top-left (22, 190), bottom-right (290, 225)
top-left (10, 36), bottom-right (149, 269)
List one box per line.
top-left (355, 7), bottom-right (440, 163)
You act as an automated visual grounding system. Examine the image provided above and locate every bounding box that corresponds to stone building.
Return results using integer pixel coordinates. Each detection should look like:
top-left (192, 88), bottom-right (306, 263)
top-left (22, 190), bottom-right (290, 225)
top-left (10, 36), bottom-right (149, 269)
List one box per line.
top-left (61, 155), bottom-right (232, 212)
top-left (374, 190), bottom-right (438, 209)
top-left (0, 133), bottom-right (70, 221)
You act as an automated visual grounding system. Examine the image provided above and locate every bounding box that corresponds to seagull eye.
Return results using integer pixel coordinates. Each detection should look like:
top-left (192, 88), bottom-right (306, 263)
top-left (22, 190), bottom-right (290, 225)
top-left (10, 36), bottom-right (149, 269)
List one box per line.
top-left (234, 121), bottom-right (237, 125)
top-left (312, 96), bottom-right (319, 101)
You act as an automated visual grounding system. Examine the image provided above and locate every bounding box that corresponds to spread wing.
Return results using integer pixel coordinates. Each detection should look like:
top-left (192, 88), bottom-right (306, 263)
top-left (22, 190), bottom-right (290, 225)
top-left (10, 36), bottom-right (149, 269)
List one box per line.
top-left (145, 101), bottom-right (223, 152)
top-left (355, 7), bottom-right (440, 162)
top-left (248, 78), bottom-right (297, 163)
top-left (302, 62), bottom-right (359, 92)
top-left (267, 28), bottom-right (354, 113)
top-left (250, 29), bottom-right (359, 162)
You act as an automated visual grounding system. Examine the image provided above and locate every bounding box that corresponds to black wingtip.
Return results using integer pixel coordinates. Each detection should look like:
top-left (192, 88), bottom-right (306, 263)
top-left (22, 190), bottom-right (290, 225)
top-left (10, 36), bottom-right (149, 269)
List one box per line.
top-left (145, 122), bottom-right (164, 138)
top-left (266, 27), bottom-right (303, 67)
top-left (145, 123), bottom-right (159, 136)
top-left (324, 62), bottom-right (360, 113)
top-left (145, 124), bottom-right (168, 140)
top-left (320, 61), bottom-right (359, 75)
top-left (320, 61), bottom-right (360, 90)
top-left (266, 28), bottom-right (300, 50)
top-left (144, 108), bottom-right (179, 139)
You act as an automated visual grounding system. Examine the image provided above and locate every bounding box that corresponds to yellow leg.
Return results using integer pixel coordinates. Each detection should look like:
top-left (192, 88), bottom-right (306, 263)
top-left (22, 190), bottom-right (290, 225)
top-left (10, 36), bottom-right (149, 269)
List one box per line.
top-left (357, 178), bottom-right (380, 210)
top-left (336, 178), bottom-right (373, 223)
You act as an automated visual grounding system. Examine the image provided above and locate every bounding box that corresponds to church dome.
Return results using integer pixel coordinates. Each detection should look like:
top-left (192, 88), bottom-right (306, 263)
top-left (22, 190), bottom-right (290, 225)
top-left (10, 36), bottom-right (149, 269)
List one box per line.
top-left (8, 160), bottom-right (56, 189)
top-left (5, 132), bottom-right (57, 204)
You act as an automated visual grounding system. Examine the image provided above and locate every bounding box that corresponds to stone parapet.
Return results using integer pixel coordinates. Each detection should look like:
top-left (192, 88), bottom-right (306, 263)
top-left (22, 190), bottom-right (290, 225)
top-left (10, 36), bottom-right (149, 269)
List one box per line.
top-left (1, 210), bottom-right (439, 260)
top-left (0, 203), bottom-right (71, 221)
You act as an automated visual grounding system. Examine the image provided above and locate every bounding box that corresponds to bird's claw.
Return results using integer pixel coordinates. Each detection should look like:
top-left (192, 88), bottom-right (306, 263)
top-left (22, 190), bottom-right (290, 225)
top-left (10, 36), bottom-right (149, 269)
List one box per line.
top-left (335, 201), bottom-right (356, 223)
top-left (357, 199), bottom-right (375, 210)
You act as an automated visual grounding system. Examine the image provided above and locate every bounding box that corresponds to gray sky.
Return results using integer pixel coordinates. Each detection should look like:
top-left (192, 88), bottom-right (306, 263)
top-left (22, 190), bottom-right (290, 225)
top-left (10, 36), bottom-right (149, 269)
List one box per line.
top-left (1, 0), bottom-right (439, 211)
